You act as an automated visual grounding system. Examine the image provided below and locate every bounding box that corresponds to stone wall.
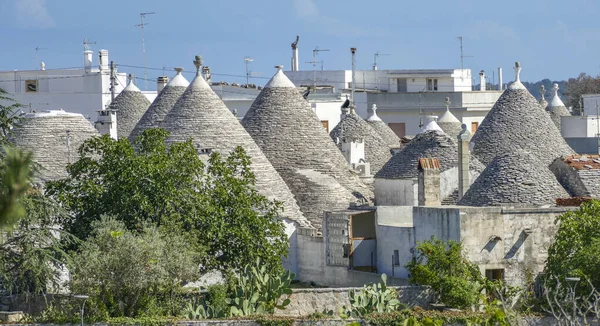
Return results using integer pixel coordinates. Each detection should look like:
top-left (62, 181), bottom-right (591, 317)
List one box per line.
top-left (296, 229), bottom-right (409, 288)
top-left (275, 286), bottom-right (433, 317)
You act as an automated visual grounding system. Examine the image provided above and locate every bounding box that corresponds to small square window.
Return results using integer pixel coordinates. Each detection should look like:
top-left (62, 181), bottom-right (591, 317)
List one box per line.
top-left (485, 269), bottom-right (504, 281)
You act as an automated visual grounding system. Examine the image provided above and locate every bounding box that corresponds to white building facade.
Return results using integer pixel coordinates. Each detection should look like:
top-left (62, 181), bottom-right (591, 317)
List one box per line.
top-left (285, 69), bottom-right (501, 137)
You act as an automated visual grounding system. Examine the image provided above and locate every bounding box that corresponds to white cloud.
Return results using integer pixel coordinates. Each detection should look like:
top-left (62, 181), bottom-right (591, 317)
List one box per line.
top-left (14, 0), bottom-right (55, 29)
top-left (292, 0), bottom-right (319, 18)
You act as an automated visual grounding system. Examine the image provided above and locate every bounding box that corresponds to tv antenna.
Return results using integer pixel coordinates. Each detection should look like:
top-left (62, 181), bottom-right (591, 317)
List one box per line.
top-left (306, 46), bottom-right (329, 90)
top-left (373, 52), bottom-right (390, 91)
top-left (373, 52), bottom-right (389, 70)
top-left (456, 36), bottom-right (473, 70)
top-left (83, 37), bottom-right (96, 51)
top-left (135, 11), bottom-right (155, 90)
top-left (34, 46), bottom-right (47, 70)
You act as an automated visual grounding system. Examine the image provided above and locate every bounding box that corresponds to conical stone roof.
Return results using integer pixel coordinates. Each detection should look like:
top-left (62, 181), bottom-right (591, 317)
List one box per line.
top-left (330, 111), bottom-right (391, 174)
top-left (437, 106), bottom-right (464, 139)
top-left (129, 68), bottom-right (189, 142)
top-left (160, 56), bottom-right (309, 228)
top-left (366, 104), bottom-right (400, 149)
top-left (242, 66), bottom-right (373, 226)
top-left (109, 75), bottom-right (151, 140)
top-left (458, 149), bottom-right (569, 207)
top-left (375, 130), bottom-right (485, 179)
top-left (470, 63), bottom-right (574, 166)
top-left (545, 83), bottom-right (571, 130)
top-left (11, 109), bottom-right (99, 182)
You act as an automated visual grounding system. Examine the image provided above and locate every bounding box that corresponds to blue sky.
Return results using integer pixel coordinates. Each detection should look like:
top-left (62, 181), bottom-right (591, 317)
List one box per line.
top-left (0, 0), bottom-right (598, 87)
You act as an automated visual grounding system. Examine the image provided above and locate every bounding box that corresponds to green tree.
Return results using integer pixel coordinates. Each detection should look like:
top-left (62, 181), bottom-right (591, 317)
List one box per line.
top-left (70, 216), bottom-right (199, 318)
top-left (545, 200), bottom-right (600, 289)
top-left (0, 88), bottom-right (24, 142)
top-left (47, 128), bottom-right (288, 275)
top-left (566, 73), bottom-right (600, 115)
top-left (0, 146), bottom-right (35, 230)
top-left (0, 190), bottom-right (75, 295)
top-left (406, 236), bottom-right (484, 309)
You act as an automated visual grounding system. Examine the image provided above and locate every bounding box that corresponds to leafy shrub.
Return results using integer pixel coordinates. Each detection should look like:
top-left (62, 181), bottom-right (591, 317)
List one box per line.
top-left (340, 274), bottom-right (403, 318)
top-left (184, 258), bottom-right (295, 319)
top-left (406, 236), bottom-right (484, 309)
top-left (0, 192), bottom-right (75, 296)
top-left (70, 216), bottom-right (200, 318)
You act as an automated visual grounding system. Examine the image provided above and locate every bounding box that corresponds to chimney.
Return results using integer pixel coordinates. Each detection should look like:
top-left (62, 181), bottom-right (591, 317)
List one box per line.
top-left (84, 50), bottom-right (93, 73)
top-left (418, 158), bottom-right (441, 206)
top-left (202, 66), bottom-right (211, 83)
top-left (98, 49), bottom-right (109, 72)
top-left (95, 108), bottom-right (118, 140)
top-left (342, 137), bottom-right (370, 177)
top-left (479, 70), bottom-right (486, 91)
top-left (157, 76), bottom-right (169, 93)
top-left (342, 137), bottom-right (365, 166)
top-left (498, 67), bottom-right (503, 90)
top-left (457, 124), bottom-right (471, 200)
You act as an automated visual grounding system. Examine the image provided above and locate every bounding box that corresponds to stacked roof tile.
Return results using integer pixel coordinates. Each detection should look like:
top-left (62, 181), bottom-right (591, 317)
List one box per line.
top-left (366, 104), bottom-right (400, 149)
top-left (11, 110), bottom-right (99, 182)
top-left (129, 68), bottom-right (189, 142)
top-left (437, 107), bottom-right (464, 140)
top-left (375, 129), bottom-right (485, 179)
top-left (242, 66), bottom-right (373, 227)
top-left (109, 75), bottom-right (151, 140)
top-left (545, 83), bottom-right (571, 130)
top-left (459, 149), bottom-right (569, 206)
top-left (330, 111), bottom-right (391, 174)
top-left (160, 57), bottom-right (309, 228)
top-left (470, 63), bottom-right (574, 166)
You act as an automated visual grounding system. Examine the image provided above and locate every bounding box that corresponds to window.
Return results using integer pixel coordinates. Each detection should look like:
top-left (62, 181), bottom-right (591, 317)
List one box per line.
top-left (388, 123), bottom-right (406, 138)
top-left (393, 250), bottom-right (400, 266)
top-left (427, 78), bottom-right (438, 91)
top-left (471, 122), bottom-right (479, 133)
top-left (321, 120), bottom-right (329, 133)
top-left (485, 269), bottom-right (504, 281)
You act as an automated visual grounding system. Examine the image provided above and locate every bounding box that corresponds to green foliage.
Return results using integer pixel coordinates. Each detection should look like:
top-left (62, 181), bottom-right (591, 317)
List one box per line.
top-left (228, 258), bottom-right (294, 317)
top-left (362, 309), bottom-right (497, 326)
top-left (185, 259), bottom-right (295, 319)
top-left (340, 274), bottom-right (403, 318)
top-left (545, 200), bottom-right (600, 290)
top-left (47, 128), bottom-right (288, 275)
top-left (0, 88), bottom-right (24, 142)
top-left (566, 73), bottom-right (600, 115)
top-left (254, 316), bottom-right (294, 326)
top-left (406, 236), bottom-right (484, 309)
top-left (0, 146), bottom-right (35, 230)
top-left (0, 191), bottom-right (75, 295)
top-left (70, 216), bottom-right (199, 318)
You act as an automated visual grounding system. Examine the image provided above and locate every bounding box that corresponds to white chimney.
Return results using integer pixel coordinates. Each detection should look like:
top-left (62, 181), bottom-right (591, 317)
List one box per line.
top-left (202, 66), bottom-right (211, 83)
top-left (342, 137), bottom-right (365, 166)
top-left (479, 70), bottom-right (486, 91)
top-left (95, 109), bottom-right (118, 140)
top-left (291, 36), bottom-right (299, 72)
top-left (98, 49), bottom-right (109, 72)
top-left (84, 50), bottom-right (93, 73)
top-left (498, 67), bottom-right (503, 90)
top-left (157, 76), bottom-right (169, 93)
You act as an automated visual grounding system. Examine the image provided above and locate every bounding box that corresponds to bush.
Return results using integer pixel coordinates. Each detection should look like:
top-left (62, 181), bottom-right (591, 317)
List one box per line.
top-left (406, 236), bottom-right (484, 309)
top-left (340, 274), bottom-right (403, 318)
top-left (70, 216), bottom-right (200, 318)
top-left (0, 192), bottom-right (75, 296)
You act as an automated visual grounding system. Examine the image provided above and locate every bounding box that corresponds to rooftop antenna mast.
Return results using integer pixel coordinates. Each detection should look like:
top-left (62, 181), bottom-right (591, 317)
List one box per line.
top-left (83, 37), bottom-right (96, 51)
top-left (135, 11), bottom-right (155, 91)
top-left (373, 52), bottom-right (390, 91)
top-left (34, 46), bottom-right (47, 70)
top-left (306, 46), bottom-right (329, 91)
top-left (456, 36), bottom-right (473, 71)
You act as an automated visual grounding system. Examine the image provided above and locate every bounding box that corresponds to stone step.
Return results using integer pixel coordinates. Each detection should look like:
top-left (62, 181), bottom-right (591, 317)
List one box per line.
top-left (0, 311), bottom-right (24, 323)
